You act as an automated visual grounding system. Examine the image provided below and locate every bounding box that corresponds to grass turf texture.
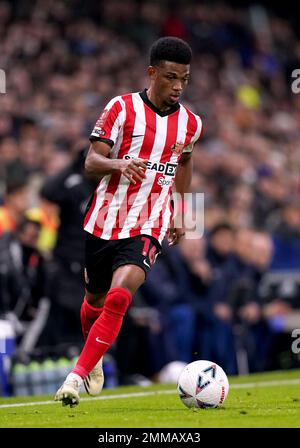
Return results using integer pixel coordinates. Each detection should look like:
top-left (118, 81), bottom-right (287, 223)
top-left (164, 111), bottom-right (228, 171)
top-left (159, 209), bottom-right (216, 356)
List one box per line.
top-left (0, 369), bottom-right (299, 428)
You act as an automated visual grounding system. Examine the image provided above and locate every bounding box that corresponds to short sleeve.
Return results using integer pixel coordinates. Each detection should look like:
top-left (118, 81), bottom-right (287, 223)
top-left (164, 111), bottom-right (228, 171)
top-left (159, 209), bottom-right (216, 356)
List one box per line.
top-left (182, 115), bottom-right (203, 154)
top-left (89, 96), bottom-right (125, 147)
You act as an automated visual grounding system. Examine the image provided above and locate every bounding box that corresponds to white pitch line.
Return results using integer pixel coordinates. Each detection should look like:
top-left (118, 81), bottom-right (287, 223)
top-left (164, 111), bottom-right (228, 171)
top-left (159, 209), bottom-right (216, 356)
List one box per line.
top-left (0, 378), bottom-right (300, 410)
top-left (230, 378), bottom-right (300, 389)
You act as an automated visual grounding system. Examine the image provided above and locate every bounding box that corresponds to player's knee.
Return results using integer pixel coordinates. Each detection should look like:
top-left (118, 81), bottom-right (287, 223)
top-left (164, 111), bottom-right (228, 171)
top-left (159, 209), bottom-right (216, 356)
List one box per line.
top-left (85, 291), bottom-right (106, 308)
top-left (105, 287), bottom-right (132, 314)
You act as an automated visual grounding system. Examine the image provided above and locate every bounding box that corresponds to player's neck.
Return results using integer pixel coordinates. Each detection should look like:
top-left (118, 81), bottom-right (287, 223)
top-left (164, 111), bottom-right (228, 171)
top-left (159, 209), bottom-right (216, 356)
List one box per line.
top-left (146, 88), bottom-right (171, 112)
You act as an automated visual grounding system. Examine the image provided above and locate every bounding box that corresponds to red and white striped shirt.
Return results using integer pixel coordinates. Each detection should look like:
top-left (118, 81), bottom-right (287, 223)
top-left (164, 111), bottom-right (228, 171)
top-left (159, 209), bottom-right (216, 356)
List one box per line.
top-left (84, 90), bottom-right (203, 245)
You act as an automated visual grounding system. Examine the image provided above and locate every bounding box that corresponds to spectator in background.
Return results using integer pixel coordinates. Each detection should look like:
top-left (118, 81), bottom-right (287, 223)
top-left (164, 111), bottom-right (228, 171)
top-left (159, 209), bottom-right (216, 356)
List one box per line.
top-left (0, 138), bottom-right (25, 190)
top-left (144, 225), bottom-right (238, 376)
top-left (262, 201), bottom-right (300, 310)
top-left (231, 230), bottom-right (274, 372)
top-left (0, 178), bottom-right (29, 236)
top-left (140, 240), bottom-right (199, 369)
top-left (259, 202), bottom-right (300, 369)
top-left (37, 141), bottom-right (96, 355)
top-left (206, 222), bottom-right (235, 270)
top-left (0, 216), bottom-right (47, 357)
top-left (25, 199), bottom-right (59, 255)
top-left (252, 169), bottom-right (286, 231)
top-left (270, 201), bottom-right (300, 272)
top-left (197, 224), bottom-right (238, 375)
top-left (139, 235), bottom-right (215, 376)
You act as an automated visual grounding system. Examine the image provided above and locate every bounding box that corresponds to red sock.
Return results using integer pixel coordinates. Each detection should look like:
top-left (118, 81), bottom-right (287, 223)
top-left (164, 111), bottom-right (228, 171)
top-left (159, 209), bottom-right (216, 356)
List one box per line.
top-left (73, 287), bottom-right (132, 379)
top-left (80, 297), bottom-right (103, 340)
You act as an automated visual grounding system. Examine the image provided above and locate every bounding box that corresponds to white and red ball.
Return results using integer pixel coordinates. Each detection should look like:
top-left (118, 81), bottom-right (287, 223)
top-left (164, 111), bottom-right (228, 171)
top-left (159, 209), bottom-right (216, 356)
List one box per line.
top-left (177, 360), bottom-right (229, 409)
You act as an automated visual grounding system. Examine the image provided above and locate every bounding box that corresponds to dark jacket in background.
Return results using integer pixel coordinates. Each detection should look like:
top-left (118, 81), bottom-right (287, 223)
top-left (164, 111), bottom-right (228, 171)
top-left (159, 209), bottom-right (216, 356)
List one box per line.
top-left (40, 150), bottom-right (95, 265)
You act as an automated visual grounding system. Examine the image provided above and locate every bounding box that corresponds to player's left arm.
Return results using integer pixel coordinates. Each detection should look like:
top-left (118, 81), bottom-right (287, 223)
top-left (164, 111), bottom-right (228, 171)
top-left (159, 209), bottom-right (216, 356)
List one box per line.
top-left (175, 151), bottom-right (193, 194)
top-left (168, 114), bottom-right (203, 246)
top-left (175, 112), bottom-right (202, 196)
top-left (168, 152), bottom-right (193, 246)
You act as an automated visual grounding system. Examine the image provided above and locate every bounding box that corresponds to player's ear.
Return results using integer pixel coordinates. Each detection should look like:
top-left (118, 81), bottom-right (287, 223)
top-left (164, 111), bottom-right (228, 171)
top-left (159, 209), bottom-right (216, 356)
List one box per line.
top-left (147, 65), bottom-right (157, 80)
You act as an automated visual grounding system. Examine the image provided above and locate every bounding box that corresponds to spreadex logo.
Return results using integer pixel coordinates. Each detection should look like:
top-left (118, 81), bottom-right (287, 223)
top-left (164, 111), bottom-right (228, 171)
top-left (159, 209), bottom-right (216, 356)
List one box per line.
top-left (124, 155), bottom-right (177, 177)
top-left (157, 177), bottom-right (173, 186)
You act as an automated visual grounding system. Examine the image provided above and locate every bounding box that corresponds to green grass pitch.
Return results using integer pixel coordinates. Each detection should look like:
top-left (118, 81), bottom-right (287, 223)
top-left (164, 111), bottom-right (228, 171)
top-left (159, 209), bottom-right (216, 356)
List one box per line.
top-left (0, 369), bottom-right (299, 428)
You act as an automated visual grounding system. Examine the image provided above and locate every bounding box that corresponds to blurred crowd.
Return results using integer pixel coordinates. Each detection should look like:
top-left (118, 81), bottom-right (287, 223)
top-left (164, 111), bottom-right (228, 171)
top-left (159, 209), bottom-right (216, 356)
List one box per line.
top-left (1, 0), bottom-right (300, 389)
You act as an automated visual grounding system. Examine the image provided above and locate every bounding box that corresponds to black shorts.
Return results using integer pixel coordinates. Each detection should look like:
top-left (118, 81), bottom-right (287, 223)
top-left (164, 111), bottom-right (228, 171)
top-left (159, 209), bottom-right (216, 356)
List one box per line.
top-left (84, 232), bottom-right (161, 294)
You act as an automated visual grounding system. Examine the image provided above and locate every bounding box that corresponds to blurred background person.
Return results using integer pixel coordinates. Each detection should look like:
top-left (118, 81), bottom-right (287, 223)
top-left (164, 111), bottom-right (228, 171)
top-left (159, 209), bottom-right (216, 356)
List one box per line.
top-left (37, 140), bottom-right (96, 356)
top-left (0, 177), bottom-right (30, 237)
top-left (0, 216), bottom-right (48, 359)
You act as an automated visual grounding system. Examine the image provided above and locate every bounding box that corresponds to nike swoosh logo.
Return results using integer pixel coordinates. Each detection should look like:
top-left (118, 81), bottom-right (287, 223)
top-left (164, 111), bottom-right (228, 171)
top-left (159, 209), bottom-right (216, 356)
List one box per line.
top-left (143, 259), bottom-right (151, 268)
top-left (131, 134), bottom-right (144, 138)
top-left (95, 337), bottom-right (110, 345)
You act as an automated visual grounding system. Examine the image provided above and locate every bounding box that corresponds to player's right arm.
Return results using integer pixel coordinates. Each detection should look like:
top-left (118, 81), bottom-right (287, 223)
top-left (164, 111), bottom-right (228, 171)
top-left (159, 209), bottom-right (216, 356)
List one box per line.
top-left (86, 96), bottom-right (148, 184)
top-left (85, 141), bottom-right (148, 185)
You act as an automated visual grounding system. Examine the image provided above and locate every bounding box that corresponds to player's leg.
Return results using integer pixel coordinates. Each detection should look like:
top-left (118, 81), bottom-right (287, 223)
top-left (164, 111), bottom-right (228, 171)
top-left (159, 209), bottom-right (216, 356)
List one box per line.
top-left (79, 290), bottom-right (107, 396)
top-left (55, 265), bottom-right (145, 406)
top-left (55, 235), bottom-right (113, 406)
top-left (55, 236), bottom-right (159, 407)
top-left (73, 236), bottom-right (160, 384)
top-left (80, 290), bottom-right (107, 340)
top-left (70, 264), bottom-right (145, 382)
top-left (55, 289), bottom-right (108, 406)
top-left (80, 233), bottom-right (113, 339)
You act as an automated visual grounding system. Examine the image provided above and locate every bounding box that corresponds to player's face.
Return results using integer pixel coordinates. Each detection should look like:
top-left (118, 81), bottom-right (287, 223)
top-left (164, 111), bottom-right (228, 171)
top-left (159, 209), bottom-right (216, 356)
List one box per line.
top-left (149, 61), bottom-right (190, 108)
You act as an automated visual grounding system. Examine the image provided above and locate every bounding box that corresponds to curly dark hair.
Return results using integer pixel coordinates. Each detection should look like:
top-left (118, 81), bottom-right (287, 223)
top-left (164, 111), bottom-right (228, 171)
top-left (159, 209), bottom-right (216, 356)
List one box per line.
top-left (150, 37), bottom-right (192, 66)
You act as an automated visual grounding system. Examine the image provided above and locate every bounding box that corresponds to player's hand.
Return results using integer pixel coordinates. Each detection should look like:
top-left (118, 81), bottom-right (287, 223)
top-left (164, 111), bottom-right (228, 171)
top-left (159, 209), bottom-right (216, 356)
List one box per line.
top-left (119, 158), bottom-right (148, 184)
top-left (167, 219), bottom-right (185, 246)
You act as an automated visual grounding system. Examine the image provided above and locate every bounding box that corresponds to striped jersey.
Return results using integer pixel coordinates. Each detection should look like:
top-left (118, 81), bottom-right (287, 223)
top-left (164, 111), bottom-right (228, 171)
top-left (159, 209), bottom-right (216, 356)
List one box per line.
top-left (84, 89), bottom-right (203, 245)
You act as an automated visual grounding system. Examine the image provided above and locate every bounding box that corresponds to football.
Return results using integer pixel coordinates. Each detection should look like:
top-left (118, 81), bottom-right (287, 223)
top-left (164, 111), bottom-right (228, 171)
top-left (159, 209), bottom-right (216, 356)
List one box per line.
top-left (177, 360), bottom-right (229, 409)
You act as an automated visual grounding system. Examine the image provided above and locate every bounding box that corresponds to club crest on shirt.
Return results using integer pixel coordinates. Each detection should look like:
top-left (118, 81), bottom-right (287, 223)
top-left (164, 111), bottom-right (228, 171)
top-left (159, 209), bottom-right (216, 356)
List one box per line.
top-left (92, 109), bottom-right (110, 137)
top-left (171, 142), bottom-right (184, 155)
top-left (95, 109), bottom-right (109, 128)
